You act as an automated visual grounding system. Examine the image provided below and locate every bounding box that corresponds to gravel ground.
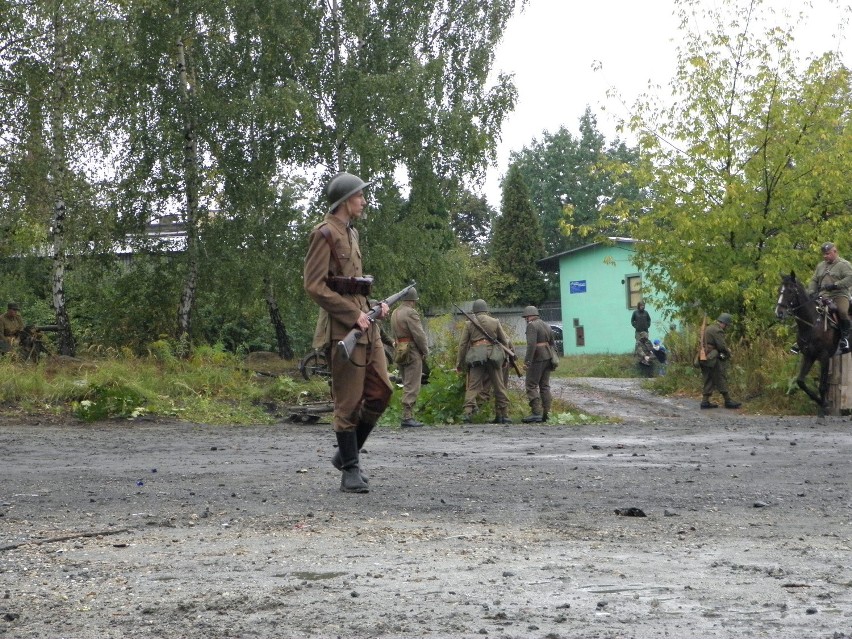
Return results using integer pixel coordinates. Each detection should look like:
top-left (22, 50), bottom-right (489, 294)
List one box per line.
top-left (1, 378), bottom-right (850, 639)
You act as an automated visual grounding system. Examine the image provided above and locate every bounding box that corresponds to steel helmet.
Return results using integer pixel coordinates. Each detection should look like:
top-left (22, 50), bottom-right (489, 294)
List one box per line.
top-left (401, 287), bottom-right (419, 301)
top-left (717, 312), bottom-right (733, 325)
top-left (472, 299), bottom-right (489, 313)
top-left (327, 172), bottom-right (372, 213)
top-left (521, 305), bottom-right (539, 318)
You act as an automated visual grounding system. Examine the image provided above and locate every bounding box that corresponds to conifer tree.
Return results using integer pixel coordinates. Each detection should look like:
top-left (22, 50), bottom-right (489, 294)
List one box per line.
top-left (490, 164), bottom-right (547, 306)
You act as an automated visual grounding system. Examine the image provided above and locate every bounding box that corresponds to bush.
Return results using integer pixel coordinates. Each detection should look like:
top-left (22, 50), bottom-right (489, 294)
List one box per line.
top-left (73, 380), bottom-right (147, 422)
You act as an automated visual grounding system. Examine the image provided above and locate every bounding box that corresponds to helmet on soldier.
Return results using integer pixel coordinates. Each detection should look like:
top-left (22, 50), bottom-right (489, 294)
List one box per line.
top-left (521, 305), bottom-right (539, 318)
top-left (717, 312), bottom-right (733, 325)
top-left (472, 299), bottom-right (489, 313)
top-left (401, 288), bottom-right (419, 302)
top-left (7, 302), bottom-right (19, 311)
top-left (327, 172), bottom-right (372, 213)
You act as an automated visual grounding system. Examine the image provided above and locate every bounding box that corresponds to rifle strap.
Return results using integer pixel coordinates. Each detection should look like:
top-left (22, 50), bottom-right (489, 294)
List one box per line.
top-left (318, 225), bottom-right (345, 275)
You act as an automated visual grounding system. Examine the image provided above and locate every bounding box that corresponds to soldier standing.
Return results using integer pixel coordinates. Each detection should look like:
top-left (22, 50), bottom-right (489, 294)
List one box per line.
top-left (631, 300), bottom-right (651, 339)
top-left (456, 299), bottom-right (512, 424)
top-left (699, 313), bottom-right (741, 409)
top-left (303, 172), bottom-right (393, 494)
top-left (390, 287), bottom-right (429, 428)
top-left (520, 305), bottom-right (555, 423)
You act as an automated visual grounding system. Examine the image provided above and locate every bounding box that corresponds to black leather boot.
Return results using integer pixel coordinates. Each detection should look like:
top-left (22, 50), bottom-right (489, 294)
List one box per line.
top-left (331, 420), bottom-right (374, 483)
top-left (700, 396), bottom-right (718, 409)
top-left (723, 394), bottom-right (741, 409)
top-left (522, 399), bottom-right (543, 423)
top-left (335, 431), bottom-right (368, 493)
top-left (840, 319), bottom-right (851, 354)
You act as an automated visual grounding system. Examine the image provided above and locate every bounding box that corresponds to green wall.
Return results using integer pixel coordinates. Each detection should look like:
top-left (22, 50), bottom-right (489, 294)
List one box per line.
top-left (557, 241), bottom-right (675, 354)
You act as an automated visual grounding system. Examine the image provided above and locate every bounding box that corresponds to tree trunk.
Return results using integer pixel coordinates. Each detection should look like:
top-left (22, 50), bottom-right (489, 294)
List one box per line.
top-left (175, 33), bottom-right (200, 355)
top-left (48, 7), bottom-right (75, 357)
top-left (264, 277), bottom-right (292, 359)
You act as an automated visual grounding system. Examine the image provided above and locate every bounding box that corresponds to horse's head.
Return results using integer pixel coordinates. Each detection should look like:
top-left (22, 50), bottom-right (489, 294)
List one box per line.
top-left (776, 271), bottom-right (802, 320)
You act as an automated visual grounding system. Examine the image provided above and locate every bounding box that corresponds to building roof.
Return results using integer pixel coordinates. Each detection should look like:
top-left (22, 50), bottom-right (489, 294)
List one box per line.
top-left (536, 237), bottom-right (636, 272)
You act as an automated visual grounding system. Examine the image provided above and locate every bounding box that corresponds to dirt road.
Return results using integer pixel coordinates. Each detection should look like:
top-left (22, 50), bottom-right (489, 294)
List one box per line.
top-left (1, 378), bottom-right (850, 639)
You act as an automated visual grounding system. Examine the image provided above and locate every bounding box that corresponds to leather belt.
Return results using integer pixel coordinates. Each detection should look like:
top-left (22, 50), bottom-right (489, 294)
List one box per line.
top-left (396, 337), bottom-right (412, 343)
top-left (536, 342), bottom-right (550, 347)
top-left (472, 339), bottom-right (491, 346)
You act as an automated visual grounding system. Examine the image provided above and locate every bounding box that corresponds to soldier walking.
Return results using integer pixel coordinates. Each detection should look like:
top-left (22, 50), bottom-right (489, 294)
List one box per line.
top-left (303, 172), bottom-right (393, 493)
top-left (391, 287), bottom-right (429, 428)
top-left (520, 306), bottom-right (555, 423)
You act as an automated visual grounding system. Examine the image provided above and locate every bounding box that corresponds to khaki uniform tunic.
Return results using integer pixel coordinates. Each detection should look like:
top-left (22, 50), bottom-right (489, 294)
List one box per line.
top-left (0, 311), bottom-right (23, 352)
top-left (808, 256), bottom-right (852, 322)
top-left (456, 313), bottom-right (510, 416)
top-left (390, 303), bottom-right (429, 419)
top-left (699, 321), bottom-right (731, 397)
top-left (303, 214), bottom-right (392, 432)
top-left (524, 317), bottom-right (553, 415)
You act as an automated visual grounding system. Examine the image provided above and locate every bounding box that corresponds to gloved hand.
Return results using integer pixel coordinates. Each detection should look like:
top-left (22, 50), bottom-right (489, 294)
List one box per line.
top-left (824, 283), bottom-right (837, 291)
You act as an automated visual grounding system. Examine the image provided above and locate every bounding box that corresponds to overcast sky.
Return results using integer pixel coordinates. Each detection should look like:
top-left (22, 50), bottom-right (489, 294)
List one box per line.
top-left (483, 0), bottom-right (852, 208)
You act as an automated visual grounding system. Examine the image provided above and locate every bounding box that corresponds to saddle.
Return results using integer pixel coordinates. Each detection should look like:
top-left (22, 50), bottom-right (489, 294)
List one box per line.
top-left (816, 296), bottom-right (840, 329)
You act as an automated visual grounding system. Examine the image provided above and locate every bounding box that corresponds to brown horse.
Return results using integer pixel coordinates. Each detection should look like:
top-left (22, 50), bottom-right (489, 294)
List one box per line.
top-left (775, 272), bottom-right (840, 417)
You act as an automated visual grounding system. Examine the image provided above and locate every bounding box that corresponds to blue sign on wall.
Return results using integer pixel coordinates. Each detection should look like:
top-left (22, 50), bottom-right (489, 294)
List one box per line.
top-left (569, 280), bottom-right (587, 294)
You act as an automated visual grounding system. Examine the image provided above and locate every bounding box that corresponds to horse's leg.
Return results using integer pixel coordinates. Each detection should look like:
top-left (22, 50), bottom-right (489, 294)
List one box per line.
top-left (796, 356), bottom-right (824, 408)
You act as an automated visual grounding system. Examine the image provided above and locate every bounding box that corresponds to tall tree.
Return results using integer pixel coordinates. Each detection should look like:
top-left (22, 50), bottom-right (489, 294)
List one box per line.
top-left (510, 107), bottom-right (642, 255)
top-left (450, 190), bottom-right (495, 254)
top-left (612, 0), bottom-right (852, 336)
top-left (310, 0), bottom-right (521, 304)
top-left (0, 0), bottom-right (124, 355)
top-left (490, 163), bottom-right (547, 305)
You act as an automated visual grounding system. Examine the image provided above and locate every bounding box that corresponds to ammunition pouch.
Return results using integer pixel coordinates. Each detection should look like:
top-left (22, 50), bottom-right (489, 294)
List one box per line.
top-left (394, 341), bottom-right (413, 366)
top-left (327, 275), bottom-right (373, 296)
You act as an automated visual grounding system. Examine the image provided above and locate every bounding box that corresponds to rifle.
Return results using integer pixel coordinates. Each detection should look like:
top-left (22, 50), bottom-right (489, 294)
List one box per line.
top-left (337, 282), bottom-right (416, 361)
top-left (698, 315), bottom-right (707, 361)
top-left (453, 303), bottom-right (522, 377)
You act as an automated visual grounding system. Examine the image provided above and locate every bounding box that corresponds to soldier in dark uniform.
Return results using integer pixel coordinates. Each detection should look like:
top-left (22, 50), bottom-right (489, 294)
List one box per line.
top-left (631, 300), bottom-right (651, 339)
top-left (634, 331), bottom-right (655, 377)
top-left (303, 172), bottom-right (393, 493)
top-left (390, 287), bottom-right (429, 428)
top-left (699, 313), bottom-right (741, 409)
top-left (520, 305), bottom-right (555, 423)
top-left (456, 299), bottom-right (512, 423)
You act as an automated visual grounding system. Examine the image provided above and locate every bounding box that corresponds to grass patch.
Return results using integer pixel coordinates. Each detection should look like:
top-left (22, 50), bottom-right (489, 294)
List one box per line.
top-left (0, 328), bottom-right (833, 424)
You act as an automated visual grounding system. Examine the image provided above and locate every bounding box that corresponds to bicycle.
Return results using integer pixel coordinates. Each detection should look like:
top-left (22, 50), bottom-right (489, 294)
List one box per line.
top-left (298, 343), bottom-right (397, 381)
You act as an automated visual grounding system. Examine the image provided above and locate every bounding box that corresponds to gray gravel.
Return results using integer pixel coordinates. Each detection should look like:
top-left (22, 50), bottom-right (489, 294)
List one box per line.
top-left (1, 378), bottom-right (851, 638)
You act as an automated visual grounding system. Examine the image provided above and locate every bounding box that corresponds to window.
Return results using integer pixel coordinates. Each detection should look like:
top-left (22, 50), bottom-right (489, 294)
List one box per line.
top-left (627, 275), bottom-right (642, 309)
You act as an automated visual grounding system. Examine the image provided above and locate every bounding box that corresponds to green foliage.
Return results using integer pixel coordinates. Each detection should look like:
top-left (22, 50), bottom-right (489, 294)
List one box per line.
top-left (73, 381), bottom-right (147, 422)
top-left (491, 164), bottom-right (548, 306)
top-left (607, 0), bottom-right (852, 340)
top-left (511, 108), bottom-right (642, 255)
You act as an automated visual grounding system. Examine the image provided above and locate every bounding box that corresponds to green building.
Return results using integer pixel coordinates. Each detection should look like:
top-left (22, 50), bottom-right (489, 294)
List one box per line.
top-left (538, 238), bottom-right (676, 355)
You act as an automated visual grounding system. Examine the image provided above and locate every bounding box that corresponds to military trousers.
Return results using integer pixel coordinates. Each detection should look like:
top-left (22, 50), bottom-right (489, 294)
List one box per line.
top-left (700, 360), bottom-right (729, 397)
top-left (463, 362), bottom-right (509, 414)
top-left (330, 325), bottom-right (393, 433)
top-left (524, 359), bottom-right (552, 415)
top-left (399, 352), bottom-right (424, 420)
